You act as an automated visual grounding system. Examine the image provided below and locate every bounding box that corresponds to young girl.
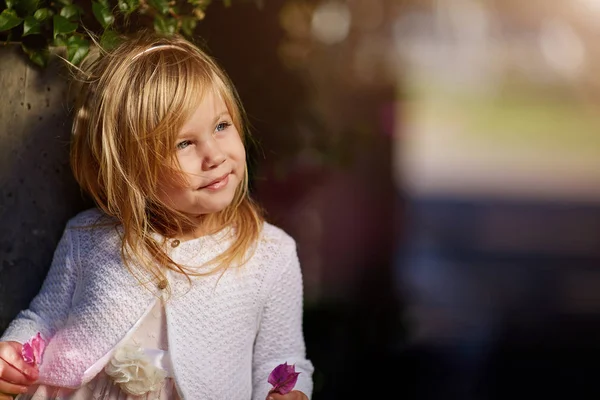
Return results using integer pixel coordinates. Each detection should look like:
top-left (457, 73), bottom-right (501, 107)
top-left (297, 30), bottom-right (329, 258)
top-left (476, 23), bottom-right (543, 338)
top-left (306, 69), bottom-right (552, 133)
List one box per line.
top-left (0, 33), bottom-right (313, 400)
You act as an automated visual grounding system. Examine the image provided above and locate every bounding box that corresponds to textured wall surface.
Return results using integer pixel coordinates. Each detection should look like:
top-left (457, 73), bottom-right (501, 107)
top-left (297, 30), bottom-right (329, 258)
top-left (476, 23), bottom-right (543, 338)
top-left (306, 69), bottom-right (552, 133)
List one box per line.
top-left (0, 47), bottom-right (90, 333)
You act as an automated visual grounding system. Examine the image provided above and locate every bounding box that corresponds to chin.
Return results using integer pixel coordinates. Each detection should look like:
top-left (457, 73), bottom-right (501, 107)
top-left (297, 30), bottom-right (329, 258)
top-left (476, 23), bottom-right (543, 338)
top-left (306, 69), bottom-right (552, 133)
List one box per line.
top-left (193, 197), bottom-right (236, 215)
top-left (200, 204), bottom-right (231, 215)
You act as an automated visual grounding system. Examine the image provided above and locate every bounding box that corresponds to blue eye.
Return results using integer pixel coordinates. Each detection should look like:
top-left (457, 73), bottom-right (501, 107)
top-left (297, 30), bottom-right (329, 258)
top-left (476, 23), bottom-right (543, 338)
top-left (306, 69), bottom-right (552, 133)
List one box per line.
top-left (216, 122), bottom-right (231, 132)
top-left (176, 140), bottom-right (192, 150)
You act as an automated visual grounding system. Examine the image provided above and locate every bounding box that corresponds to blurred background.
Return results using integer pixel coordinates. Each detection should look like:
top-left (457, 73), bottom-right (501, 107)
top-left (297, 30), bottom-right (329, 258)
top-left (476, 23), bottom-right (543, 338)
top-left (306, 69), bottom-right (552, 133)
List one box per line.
top-left (3, 0), bottom-right (600, 398)
top-left (194, 0), bottom-right (600, 398)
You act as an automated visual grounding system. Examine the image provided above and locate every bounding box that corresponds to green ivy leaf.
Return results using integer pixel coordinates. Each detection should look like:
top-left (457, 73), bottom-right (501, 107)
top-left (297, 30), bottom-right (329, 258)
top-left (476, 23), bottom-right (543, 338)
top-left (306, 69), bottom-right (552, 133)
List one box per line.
top-left (30, 51), bottom-right (49, 67)
top-left (5, 0), bottom-right (16, 10)
top-left (193, 6), bottom-right (205, 20)
top-left (15, 0), bottom-right (39, 16)
top-left (92, 1), bottom-right (114, 28)
top-left (60, 4), bottom-right (83, 21)
top-left (53, 14), bottom-right (77, 38)
top-left (154, 15), bottom-right (177, 34)
top-left (187, 0), bottom-right (211, 7)
top-left (66, 35), bottom-right (89, 65)
top-left (23, 16), bottom-right (41, 36)
top-left (56, 0), bottom-right (73, 5)
top-left (118, 0), bottom-right (139, 14)
top-left (98, 0), bottom-right (110, 7)
top-left (0, 9), bottom-right (23, 32)
top-left (222, 0), bottom-right (232, 7)
top-left (29, 50), bottom-right (50, 68)
top-left (53, 35), bottom-right (68, 46)
top-left (34, 8), bottom-right (53, 22)
top-left (22, 44), bottom-right (49, 68)
top-left (100, 29), bottom-right (121, 50)
top-left (181, 16), bottom-right (196, 37)
top-left (148, 0), bottom-right (170, 15)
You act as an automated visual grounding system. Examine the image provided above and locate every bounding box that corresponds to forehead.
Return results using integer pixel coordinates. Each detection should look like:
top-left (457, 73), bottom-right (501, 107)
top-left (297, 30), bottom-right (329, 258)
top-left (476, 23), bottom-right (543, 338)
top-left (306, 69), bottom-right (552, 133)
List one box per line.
top-left (179, 90), bottom-right (230, 132)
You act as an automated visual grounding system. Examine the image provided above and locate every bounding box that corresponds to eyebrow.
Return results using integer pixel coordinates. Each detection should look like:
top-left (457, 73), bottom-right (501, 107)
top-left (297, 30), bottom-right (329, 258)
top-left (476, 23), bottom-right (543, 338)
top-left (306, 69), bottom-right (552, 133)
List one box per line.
top-left (212, 110), bottom-right (231, 126)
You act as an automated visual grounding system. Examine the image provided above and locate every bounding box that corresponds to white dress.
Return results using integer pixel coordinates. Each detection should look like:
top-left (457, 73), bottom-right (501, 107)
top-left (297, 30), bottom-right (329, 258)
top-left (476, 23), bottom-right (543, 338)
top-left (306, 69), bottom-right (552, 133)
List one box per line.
top-left (17, 300), bottom-right (181, 400)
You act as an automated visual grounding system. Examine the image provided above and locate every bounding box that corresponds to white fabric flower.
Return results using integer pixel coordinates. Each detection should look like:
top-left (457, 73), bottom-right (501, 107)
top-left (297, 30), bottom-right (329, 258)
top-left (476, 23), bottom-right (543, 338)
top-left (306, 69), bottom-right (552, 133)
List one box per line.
top-left (104, 343), bottom-right (167, 396)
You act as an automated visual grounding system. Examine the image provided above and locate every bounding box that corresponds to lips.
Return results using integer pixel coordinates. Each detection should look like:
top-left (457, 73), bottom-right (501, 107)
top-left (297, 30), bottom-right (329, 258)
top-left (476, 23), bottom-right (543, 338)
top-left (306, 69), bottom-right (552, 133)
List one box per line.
top-left (199, 173), bottom-right (230, 190)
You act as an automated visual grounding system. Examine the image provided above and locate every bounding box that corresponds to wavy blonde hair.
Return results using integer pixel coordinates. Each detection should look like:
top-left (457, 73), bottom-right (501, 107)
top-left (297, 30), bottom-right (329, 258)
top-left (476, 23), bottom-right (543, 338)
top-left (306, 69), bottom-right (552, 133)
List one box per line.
top-left (70, 32), bottom-right (263, 288)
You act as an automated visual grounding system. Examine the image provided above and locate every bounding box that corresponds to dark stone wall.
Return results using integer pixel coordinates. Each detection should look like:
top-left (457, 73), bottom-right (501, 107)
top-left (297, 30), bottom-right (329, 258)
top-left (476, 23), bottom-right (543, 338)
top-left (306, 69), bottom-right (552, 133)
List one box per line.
top-left (0, 46), bottom-right (90, 333)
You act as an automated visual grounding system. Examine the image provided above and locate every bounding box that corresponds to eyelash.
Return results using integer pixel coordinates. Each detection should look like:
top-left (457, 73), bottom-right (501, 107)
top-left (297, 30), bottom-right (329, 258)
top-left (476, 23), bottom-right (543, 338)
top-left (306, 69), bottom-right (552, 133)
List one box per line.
top-left (176, 121), bottom-right (232, 150)
top-left (176, 140), bottom-right (192, 150)
top-left (216, 121), bottom-right (232, 132)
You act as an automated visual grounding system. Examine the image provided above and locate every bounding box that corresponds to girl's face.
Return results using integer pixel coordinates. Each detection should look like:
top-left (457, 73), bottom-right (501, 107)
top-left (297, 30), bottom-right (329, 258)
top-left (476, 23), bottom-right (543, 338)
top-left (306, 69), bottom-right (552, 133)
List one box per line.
top-left (157, 90), bottom-right (246, 217)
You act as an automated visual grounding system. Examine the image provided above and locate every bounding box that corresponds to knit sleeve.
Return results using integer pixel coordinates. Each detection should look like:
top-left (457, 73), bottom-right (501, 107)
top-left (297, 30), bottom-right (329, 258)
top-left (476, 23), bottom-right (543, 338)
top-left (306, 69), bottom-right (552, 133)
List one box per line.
top-left (252, 241), bottom-right (314, 400)
top-left (0, 224), bottom-right (79, 345)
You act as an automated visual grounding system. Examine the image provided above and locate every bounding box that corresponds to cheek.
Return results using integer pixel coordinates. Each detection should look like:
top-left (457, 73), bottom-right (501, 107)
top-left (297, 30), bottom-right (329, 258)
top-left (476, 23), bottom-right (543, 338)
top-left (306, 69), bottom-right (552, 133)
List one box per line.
top-left (177, 153), bottom-right (203, 176)
top-left (157, 167), bottom-right (191, 194)
top-left (236, 146), bottom-right (246, 165)
top-left (231, 135), bottom-right (246, 162)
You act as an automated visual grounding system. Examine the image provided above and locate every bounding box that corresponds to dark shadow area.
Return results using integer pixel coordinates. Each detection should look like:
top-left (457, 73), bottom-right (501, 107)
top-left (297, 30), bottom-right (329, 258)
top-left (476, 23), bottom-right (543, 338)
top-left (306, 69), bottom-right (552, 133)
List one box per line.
top-left (396, 197), bottom-right (600, 400)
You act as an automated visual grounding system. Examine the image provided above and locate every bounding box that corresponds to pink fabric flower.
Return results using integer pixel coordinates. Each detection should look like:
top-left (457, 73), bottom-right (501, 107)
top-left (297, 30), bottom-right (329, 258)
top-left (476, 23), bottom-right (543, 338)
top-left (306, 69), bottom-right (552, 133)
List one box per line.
top-left (21, 333), bottom-right (46, 366)
top-left (268, 362), bottom-right (300, 395)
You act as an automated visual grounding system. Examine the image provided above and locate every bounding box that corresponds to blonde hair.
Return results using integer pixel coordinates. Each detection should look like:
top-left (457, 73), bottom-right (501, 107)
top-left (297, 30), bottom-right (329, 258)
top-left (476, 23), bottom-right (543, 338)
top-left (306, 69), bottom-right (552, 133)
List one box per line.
top-left (70, 32), bottom-right (264, 288)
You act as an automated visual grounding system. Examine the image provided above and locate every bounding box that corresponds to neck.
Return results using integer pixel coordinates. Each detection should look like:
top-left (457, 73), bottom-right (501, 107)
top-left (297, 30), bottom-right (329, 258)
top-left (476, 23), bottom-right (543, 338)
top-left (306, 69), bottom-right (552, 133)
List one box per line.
top-left (176, 215), bottom-right (221, 241)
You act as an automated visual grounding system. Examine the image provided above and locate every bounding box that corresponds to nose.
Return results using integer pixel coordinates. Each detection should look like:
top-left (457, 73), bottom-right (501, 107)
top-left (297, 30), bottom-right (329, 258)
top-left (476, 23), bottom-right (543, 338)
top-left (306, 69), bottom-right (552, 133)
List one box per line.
top-left (200, 138), bottom-right (226, 170)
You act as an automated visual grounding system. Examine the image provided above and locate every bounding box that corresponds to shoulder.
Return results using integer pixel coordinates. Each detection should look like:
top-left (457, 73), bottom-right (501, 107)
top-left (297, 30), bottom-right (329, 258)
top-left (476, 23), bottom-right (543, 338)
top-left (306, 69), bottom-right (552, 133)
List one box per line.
top-left (64, 208), bottom-right (121, 247)
top-left (253, 222), bottom-right (304, 301)
top-left (66, 207), bottom-right (114, 228)
top-left (258, 221), bottom-right (297, 257)
top-left (251, 222), bottom-right (300, 284)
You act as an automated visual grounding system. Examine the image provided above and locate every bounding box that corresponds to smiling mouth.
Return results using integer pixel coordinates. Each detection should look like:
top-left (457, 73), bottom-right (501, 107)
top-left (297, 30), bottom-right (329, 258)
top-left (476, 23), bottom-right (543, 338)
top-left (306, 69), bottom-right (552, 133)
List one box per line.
top-left (199, 173), bottom-right (230, 190)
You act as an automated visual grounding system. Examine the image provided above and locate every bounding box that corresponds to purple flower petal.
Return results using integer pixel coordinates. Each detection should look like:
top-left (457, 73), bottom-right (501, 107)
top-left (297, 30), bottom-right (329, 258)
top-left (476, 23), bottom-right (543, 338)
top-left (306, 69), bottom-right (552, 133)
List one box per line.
top-left (268, 362), bottom-right (301, 395)
top-left (21, 333), bottom-right (46, 366)
top-left (21, 343), bottom-right (35, 365)
top-left (31, 333), bottom-right (46, 365)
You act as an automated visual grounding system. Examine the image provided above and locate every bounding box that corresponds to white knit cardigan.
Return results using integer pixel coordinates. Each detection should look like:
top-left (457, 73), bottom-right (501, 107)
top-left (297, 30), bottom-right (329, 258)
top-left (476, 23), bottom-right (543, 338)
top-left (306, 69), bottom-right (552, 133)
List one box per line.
top-left (1, 209), bottom-right (314, 399)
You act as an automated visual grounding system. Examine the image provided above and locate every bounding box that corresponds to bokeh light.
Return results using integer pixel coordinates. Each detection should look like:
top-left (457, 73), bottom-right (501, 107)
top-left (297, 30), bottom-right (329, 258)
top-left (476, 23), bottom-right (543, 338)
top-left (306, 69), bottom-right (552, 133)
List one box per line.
top-left (310, 1), bottom-right (352, 45)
